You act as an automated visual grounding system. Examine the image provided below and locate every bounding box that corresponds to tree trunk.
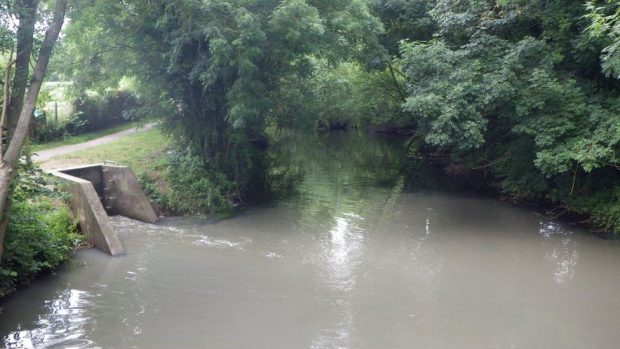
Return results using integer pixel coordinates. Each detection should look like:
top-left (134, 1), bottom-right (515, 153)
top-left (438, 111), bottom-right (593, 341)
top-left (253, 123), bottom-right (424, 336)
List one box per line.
top-left (6, 0), bottom-right (39, 142)
top-left (0, 0), bottom-right (69, 261)
top-left (1, 47), bottom-right (15, 154)
top-left (0, 165), bottom-right (12, 259)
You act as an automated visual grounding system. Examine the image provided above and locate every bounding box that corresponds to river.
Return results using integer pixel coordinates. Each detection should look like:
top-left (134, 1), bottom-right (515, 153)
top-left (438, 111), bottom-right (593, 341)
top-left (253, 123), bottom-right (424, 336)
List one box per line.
top-left (1, 133), bottom-right (620, 348)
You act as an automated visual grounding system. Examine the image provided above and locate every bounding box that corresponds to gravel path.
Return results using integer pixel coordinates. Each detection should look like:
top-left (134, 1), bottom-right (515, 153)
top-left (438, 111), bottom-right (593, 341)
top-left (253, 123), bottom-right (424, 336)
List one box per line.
top-left (33, 123), bottom-right (156, 162)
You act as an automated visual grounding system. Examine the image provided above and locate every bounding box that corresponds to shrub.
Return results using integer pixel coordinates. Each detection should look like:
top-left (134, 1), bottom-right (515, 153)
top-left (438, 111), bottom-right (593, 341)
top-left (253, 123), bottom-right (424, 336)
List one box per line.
top-left (31, 113), bottom-right (68, 143)
top-left (67, 90), bottom-right (141, 134)
top-left (30, 90), bottom-right (143, 144)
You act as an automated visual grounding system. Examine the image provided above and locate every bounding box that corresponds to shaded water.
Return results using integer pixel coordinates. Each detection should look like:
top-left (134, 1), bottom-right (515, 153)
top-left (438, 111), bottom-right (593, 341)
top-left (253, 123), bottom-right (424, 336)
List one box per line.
top-left (2, 133), bottom-right (620, 348)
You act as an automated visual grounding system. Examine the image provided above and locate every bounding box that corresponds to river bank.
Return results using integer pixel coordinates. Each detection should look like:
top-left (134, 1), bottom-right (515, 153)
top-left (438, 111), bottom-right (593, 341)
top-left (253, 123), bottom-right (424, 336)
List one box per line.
top-left (36, 128), bottom-right (620, 236)
top-left (2, 131), bottom-right (620, 348)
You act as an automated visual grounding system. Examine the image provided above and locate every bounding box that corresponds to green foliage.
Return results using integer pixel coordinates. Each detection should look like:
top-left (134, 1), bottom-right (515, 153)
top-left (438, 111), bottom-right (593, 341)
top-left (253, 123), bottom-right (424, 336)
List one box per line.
top-left (271, 59), bottom-right (406, 130)
top-left (567, 181), bottom-right (620, 233)
top-left (269, 0), bottom-right (325, 62)
top-left (0, 201), bottom-right (79, 297)
top-left (372, 0), bottom-right (436, 55)
top-left (0, 165), bottom-right (80, 298)
top-left (10, 163), bottom-right (68, 202)
top-left (398, 0), bottom-right (620, 233)
top-left (400, 34), bottom-right (619, 175)
top-left (586, 0), bottom-right (620, 78)
top-left (31, 89), bottom-right (142, 144)
top-left (31, 117), bottom-right (68, 143)
top-left (67, 90), bottom-right (142, 134)
top-left (53, 0), bottom-right (620, 234)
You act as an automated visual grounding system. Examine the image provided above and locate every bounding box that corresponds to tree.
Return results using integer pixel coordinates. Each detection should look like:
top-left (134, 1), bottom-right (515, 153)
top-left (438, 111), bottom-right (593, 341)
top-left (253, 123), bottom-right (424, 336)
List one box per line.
top-left (0, 0), bottom-right (69, 260)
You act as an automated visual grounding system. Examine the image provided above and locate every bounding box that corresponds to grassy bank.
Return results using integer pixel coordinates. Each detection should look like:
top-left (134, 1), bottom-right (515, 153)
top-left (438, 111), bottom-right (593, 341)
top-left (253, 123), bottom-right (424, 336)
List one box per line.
top-left (39, 127), bottom-right (236, 216)
top-left (39, 127), bottom-right (167, 174)
top-left (30, 122), bottom-right (142, 153)
top-left (39, 127), bottom-right (173, 210)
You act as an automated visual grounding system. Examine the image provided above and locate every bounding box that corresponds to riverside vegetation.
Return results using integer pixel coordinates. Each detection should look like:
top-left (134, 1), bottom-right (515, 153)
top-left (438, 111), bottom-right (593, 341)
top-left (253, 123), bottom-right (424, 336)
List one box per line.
top-left (0, 164), bottom-right (79, 298)
top-left (56, 0), bottom-right (619, 232)
top-left (0, 0), bottom-right (619, 297)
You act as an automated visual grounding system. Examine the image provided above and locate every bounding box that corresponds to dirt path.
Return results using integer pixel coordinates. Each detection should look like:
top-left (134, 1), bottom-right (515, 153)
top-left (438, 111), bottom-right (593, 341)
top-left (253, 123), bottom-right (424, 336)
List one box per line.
top-left (33, 123), bottom-right (156, 162)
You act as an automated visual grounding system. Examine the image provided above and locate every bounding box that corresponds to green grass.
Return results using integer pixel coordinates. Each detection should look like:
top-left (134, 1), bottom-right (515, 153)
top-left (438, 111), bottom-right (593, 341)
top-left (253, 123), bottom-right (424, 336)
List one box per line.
top-left (44, 127), bottom-right (168, 177)
top-left (30, 122), bottom-right (142, 153)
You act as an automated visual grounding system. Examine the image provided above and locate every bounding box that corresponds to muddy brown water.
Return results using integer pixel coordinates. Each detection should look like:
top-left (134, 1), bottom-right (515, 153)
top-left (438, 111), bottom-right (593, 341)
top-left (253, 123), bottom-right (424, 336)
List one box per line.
top-left (2, 133), bottom-right (620, 348)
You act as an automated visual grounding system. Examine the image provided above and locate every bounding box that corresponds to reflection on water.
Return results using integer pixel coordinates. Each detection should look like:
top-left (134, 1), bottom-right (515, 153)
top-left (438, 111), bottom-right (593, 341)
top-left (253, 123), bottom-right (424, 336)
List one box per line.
top-left (312, 214), bottom-right (365, 349)
top-left (2, 132), bottom-right (620, 348)
top-left (540, 222), bottom-right (578, 285)
top-left (4, 289), bottom-right (95, 349)
top-left (325, 215), bottom-right (364, 290)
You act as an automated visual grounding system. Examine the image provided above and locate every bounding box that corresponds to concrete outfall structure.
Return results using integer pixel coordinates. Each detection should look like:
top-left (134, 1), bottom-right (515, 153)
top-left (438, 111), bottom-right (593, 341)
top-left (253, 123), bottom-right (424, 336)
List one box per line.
top-left (49, 164), bottom-right (158, 256)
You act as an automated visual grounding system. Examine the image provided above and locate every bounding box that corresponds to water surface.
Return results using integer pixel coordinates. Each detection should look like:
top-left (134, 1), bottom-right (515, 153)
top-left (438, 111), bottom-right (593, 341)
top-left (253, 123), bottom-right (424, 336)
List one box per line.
top-left (2, 133), bottom-right (620, 348)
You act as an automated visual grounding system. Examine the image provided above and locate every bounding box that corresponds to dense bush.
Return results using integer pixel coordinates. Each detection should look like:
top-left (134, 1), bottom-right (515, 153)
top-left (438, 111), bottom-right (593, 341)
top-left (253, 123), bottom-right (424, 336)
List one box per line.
top-left (0, 165), bottom-right (81, 298)
top-left (31, 115), bottom-right (67, 143)
top-left (67, 90), bottom-right (141, 134)
top-left (30, 90), bottom-right (142, 143)
top-left (395, 1), bottom-right (620, 234)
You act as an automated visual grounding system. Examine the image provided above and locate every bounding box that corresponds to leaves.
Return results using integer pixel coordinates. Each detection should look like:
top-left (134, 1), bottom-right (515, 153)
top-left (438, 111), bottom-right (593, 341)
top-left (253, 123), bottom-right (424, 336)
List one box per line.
top-left (585, 0), bottom-right (620, 78)
top-left (397, 0), bottom-right (620, 232)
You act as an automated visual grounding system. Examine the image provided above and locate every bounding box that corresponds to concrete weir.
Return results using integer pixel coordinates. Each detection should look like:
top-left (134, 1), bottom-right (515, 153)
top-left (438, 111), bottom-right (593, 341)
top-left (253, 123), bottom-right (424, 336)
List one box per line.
top-left (49, 164), bottom-right (158, 256)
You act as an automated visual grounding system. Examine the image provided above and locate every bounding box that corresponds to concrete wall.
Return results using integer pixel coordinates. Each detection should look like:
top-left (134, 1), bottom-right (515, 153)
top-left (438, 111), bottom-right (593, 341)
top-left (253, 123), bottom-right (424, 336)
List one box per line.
top-left (49, 164), bottom-right (159, 256)
top-left (61, 166), bottom-right (105, 199)
top-left (51, 170), bottom-right (125, 256)
top-left (102, 165), bottom-right (158, 223)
